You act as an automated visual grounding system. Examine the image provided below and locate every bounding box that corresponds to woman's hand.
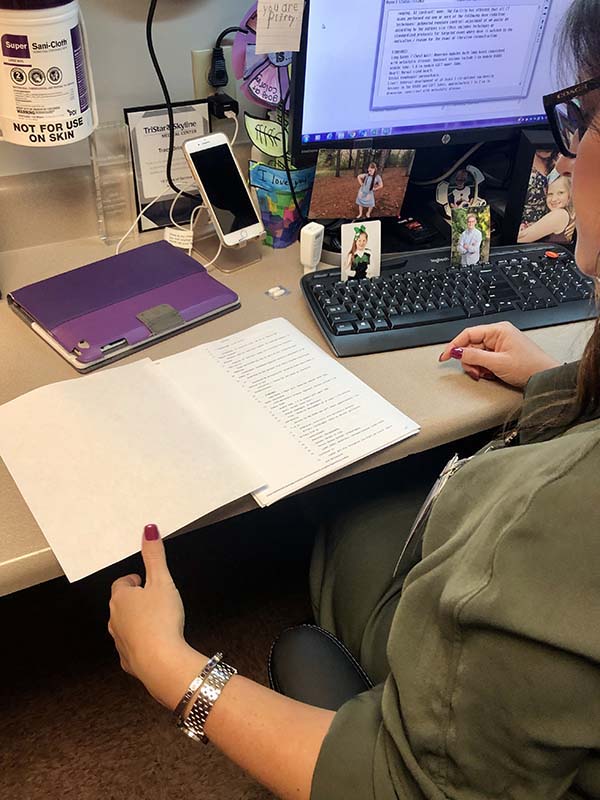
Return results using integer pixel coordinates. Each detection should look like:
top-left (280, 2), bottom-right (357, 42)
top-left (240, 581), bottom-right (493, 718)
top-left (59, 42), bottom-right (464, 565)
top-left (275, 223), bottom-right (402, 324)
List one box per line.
top-left (439, 321), bottom-right (560, 388)
top-left (108, 524), bottom-right (206, 711)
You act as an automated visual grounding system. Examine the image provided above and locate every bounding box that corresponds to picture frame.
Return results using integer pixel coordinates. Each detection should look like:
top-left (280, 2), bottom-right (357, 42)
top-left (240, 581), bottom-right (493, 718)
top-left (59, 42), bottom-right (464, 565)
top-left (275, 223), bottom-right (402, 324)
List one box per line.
top-left (502, 129), bottom-right (574, 248)
top-left (308, 147), bottom-right (415, 222)
top-left (124, 99), bottom-right (211, 232)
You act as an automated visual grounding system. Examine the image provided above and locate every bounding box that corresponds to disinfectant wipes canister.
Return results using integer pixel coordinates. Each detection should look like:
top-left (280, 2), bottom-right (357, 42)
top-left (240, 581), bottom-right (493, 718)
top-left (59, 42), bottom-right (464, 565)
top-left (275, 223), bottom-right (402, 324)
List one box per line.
top-left (0, 0), bottom-right (96, 146)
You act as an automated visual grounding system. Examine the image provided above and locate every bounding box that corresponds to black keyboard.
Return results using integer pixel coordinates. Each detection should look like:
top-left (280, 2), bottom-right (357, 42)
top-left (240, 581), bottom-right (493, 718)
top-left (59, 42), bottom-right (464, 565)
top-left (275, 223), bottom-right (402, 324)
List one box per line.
top-left (301, 244), bottom-right (595, 357)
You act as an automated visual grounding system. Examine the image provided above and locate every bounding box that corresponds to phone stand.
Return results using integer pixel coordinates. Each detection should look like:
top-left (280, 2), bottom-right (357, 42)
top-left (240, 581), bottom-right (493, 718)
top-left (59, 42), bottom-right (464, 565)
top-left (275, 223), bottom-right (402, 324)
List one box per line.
top-left (191, 207), bottom-right (263, 273)
top-left (193, 232), bottom-right (263, 273)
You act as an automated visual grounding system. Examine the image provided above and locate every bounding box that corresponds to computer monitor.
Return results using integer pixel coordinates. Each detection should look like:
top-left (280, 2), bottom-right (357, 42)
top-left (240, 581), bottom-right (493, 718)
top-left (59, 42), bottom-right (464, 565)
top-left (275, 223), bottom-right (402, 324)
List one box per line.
top-left (292, 0), bottom-right (573, 155)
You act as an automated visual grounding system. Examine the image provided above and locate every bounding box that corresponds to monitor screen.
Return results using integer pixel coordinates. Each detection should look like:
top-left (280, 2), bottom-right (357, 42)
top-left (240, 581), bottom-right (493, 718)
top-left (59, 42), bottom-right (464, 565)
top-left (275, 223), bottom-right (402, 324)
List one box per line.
top-left (293, 0), bottom-right (573, 151)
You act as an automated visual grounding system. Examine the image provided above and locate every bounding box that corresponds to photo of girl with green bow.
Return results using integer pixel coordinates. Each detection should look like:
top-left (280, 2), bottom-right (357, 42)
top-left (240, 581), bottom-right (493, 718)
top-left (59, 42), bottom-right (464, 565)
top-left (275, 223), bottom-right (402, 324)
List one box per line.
top-left (341, 220), bottom-right (382, 282)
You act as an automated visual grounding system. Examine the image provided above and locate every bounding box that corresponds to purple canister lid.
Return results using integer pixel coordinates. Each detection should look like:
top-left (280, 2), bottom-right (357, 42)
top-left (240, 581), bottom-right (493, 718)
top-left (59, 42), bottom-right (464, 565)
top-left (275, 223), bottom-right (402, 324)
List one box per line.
top-left (0, 0), bottom-right (72, 9)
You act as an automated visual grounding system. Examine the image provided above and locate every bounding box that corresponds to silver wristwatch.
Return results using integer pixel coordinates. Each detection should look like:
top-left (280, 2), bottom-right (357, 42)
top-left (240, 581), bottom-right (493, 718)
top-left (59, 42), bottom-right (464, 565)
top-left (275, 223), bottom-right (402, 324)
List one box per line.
top-left (177, 659), bottom-right (238, 743)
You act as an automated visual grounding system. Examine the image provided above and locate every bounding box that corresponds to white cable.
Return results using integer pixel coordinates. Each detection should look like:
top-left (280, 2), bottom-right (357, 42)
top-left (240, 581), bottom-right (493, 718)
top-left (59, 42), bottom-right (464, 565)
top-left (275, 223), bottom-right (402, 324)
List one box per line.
top-left (169, 184), bottom-right (201, 230)
top-left (169, 188), bottom-right (187, 230)
top-left (225, 111), bottom-right (239, 146)
top-left (201, 240), bottom-right (223, 271)
top-left (116, 185), bottom-right (171, 255)
top-left (188, 204), bottom-right (205, 256)
top-left (411, 142), bottom-right (483, 186)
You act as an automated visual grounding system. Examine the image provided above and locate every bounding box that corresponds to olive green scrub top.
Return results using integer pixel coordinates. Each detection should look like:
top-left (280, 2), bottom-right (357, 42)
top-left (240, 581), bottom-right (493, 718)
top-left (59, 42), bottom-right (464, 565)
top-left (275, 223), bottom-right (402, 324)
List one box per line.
top-left (312, 362), bottom-right (600, 800)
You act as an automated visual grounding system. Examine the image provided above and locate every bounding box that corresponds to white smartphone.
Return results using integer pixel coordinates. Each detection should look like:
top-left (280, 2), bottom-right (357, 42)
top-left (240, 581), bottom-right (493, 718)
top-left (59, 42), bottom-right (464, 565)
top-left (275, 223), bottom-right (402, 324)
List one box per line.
top-left (182, 132), bottom-right (264, 248)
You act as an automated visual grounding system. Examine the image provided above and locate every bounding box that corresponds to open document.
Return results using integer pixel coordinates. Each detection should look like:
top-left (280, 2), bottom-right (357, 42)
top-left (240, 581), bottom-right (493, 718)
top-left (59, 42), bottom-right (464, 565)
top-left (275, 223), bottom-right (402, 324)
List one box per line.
top-left (157, 318), bottom-right (420, 505)
top-left (0, 319), bottom-right (419, 581)
top-left (0, 361), bottom-right (262, 582)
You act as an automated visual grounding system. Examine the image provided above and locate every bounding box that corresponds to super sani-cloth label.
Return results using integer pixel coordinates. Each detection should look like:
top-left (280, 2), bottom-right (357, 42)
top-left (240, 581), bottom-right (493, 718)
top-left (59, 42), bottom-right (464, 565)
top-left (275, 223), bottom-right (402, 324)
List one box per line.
top-left (0, 21), bottom-right (92, 146)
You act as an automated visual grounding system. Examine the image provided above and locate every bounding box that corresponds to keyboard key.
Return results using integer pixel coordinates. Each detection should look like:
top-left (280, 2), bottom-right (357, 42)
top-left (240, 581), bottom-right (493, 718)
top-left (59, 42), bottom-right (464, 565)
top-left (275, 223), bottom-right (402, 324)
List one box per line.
top-left (330, 313), bottom-right (358, 324)
top-left (388, 308), bottom-right (467, 329)
top-left (334, 322), bottom-right (355, 335)
top-left (373, 318), bottom-right (391, 331)
top-left (355, 320), bottom-right (373, 333)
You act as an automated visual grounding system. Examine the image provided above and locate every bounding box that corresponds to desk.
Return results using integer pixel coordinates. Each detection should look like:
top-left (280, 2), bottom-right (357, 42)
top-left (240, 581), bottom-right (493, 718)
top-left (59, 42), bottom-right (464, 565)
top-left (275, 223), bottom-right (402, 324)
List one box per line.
top-left (0, 213), bottom-right (592, 597)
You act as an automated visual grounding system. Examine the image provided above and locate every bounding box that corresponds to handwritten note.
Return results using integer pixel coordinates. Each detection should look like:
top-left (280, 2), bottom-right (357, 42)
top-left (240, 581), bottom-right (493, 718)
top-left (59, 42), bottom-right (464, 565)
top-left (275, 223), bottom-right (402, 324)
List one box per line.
top-left (255, 0), bottom-right (305, 55)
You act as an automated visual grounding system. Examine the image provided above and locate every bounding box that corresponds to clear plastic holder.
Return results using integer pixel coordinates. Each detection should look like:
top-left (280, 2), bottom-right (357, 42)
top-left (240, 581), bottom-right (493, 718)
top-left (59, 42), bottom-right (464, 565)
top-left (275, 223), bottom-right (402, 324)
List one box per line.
top-left (89, 122), bottom-right (136, 244)
top-left (193, 232), bottom-right (263, 273)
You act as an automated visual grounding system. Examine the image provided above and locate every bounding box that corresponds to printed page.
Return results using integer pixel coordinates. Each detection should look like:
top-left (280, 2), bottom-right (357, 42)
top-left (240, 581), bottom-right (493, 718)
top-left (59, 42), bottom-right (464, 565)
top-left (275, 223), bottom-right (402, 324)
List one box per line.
top-left (157, 318), bottom-right (420, 506)
top-left (0, 361), bottom-right (262, 582)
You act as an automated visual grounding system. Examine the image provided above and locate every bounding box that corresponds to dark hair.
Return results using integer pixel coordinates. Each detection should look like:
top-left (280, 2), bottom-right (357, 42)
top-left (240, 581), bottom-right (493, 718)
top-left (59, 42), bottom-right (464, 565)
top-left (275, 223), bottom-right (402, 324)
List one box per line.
top-left (557, 0), bottom-right (600, 87)
top-left (525, 0), bottom-right (600, 432)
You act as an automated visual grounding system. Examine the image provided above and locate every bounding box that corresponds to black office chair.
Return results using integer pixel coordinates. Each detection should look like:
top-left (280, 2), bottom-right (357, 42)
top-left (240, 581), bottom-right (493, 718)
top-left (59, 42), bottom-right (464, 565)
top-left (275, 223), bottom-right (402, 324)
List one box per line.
top-left (268, 624), bottom-right (374, 711)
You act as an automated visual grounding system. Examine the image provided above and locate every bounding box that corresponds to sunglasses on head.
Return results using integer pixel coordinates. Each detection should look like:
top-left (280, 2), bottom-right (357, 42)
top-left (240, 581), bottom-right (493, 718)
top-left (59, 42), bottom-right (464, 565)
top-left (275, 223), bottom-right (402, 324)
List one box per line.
top-left (543, 77), bottom-right (600, 158)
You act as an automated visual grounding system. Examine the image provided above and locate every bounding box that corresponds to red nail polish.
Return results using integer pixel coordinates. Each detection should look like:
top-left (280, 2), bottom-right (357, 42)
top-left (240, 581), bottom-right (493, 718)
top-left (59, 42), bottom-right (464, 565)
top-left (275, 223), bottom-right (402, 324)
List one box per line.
top-left (144, 523), bottom-right (159, 541)
top-left (450, 347), bottom-right (464, 360)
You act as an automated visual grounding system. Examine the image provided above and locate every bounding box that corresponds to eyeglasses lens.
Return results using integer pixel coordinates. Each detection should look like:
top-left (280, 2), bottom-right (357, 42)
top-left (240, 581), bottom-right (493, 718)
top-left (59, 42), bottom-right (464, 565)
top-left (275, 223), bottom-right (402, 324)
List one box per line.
top-left (555, 99), bottom-right (585, 155)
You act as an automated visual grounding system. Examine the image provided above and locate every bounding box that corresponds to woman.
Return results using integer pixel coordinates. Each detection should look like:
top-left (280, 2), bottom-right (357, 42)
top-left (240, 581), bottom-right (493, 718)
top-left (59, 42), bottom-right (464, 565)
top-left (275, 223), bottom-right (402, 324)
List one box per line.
top-left (518, 173), bottom-right (576, 244)
top-left (109, 3), bottom-right (600, 797)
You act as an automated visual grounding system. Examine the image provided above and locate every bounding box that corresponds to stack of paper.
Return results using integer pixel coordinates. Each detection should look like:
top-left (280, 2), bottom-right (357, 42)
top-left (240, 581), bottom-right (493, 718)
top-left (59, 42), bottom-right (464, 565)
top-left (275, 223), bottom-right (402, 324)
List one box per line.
top-left (0, 319), bottom-right (419, 581)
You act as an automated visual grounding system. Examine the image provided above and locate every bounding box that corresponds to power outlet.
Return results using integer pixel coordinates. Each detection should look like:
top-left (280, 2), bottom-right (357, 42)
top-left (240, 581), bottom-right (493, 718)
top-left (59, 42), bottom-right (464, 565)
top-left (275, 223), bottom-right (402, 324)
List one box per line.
top-left (191, 47), bottom-right (237, 101)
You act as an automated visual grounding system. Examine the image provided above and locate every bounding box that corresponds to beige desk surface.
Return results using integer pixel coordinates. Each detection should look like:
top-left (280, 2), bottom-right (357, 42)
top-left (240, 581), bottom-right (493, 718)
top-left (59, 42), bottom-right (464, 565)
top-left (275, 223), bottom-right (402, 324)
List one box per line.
top-left (0, 220), bottom-right (592, 596)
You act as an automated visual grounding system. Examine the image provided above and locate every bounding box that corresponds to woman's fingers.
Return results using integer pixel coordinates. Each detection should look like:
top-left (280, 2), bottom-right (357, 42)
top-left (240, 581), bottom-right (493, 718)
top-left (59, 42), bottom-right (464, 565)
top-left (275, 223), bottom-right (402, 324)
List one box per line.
top-left (439, 326), bottom-right (493, 361)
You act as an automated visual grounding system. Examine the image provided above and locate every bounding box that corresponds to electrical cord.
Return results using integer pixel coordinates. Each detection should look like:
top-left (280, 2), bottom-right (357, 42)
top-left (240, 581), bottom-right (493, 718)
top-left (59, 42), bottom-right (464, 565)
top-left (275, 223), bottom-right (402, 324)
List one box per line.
top-left (116, 185), bottom-right (170, 254)
top-left (278, 70), bottom-right (307, 223)
top-left (215, 25), bottom-right (248, 48)
top-left (225, 110), bottom-right (239, 146)
top-left (169, 185), bottom-right (201, 230)
top-left (145, 0), bottom-right (197, 200)
top-left (411, 142), bottom-right (483, 186)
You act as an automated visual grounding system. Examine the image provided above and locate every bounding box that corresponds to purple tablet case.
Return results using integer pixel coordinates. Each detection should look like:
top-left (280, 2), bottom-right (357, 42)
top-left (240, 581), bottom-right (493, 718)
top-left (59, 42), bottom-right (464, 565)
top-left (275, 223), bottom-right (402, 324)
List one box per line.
top-left (8, 241), bottom-right (239, 369)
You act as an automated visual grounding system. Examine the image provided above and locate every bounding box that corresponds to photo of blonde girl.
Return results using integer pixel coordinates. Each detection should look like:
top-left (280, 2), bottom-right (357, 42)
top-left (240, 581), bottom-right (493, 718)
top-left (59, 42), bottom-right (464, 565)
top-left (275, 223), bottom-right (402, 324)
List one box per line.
top-left (341, 219), bottom-right (382, 281)
top-left (518, 174), bottom-right (575, 245)
top-left (356, 162), bottom-right (383, 219)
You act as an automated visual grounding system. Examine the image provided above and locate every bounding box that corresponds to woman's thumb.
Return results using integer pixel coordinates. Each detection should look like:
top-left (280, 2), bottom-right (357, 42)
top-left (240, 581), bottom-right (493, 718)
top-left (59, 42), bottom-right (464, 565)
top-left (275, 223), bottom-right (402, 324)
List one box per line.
top-left (461, 346), bottom-right (501, 373)
top-left (141, 523), bottom-right (171, 584)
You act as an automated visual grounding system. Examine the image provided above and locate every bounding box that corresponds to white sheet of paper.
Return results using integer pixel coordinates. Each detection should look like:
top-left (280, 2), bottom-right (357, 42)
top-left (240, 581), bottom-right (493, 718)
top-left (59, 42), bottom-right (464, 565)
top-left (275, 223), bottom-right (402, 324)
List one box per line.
top-left (157, 318), bottom-right (420, 506)
top-left (255, 0), bottom-right (305, 54)
top-left (0, 361), bottom-right (262, 582)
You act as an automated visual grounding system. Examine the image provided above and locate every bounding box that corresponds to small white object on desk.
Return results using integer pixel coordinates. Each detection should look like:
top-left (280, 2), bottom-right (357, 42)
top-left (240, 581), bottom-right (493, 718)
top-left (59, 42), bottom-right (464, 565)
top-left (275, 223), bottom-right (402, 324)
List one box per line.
top-left (300, 221), bottom-right (325, 274)
top-left (266, 286), bottom-right (289, 299)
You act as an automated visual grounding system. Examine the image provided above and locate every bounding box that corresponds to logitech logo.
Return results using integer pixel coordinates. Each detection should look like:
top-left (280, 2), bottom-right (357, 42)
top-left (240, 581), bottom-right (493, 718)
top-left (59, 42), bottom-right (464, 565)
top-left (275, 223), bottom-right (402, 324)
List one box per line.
top-left (2, 34), bottom-right (30, 59)
top-left (430, 257), bottom-right (449, 264)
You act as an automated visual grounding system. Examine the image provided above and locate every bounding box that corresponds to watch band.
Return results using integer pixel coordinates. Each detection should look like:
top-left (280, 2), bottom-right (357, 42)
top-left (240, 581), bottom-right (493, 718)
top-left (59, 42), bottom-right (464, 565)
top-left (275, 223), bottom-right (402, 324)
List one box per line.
top-left (173, 652), bottom-right (224, 725)
top-left (178, 660), bottom-right (238, 744)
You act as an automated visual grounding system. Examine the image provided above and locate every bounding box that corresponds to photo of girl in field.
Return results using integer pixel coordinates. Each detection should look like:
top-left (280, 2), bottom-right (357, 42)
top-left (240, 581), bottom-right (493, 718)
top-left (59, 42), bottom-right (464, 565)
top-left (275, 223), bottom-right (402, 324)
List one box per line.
top-left (309, 148), bottom-right (415, 221)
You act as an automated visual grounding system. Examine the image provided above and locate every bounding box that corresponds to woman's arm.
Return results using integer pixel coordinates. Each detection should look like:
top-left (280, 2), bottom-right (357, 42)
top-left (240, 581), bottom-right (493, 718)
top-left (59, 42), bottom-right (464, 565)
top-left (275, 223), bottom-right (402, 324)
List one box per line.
top-left (109, 531), bottom-right (334, 800)
top-left (517, 208), bottom-right (568, 242)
